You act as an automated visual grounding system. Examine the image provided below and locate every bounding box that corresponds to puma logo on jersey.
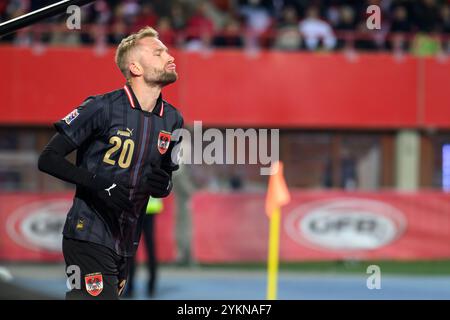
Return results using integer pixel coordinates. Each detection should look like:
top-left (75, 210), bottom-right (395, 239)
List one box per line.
top-left (105, 183), bottom-right (117, 196)
top-left (117, 128), bottom-right (134, 137)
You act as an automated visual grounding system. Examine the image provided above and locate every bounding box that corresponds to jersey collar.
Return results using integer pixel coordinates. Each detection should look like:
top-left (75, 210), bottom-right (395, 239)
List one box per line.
top-left (123, 84), bottom-right (164, 117)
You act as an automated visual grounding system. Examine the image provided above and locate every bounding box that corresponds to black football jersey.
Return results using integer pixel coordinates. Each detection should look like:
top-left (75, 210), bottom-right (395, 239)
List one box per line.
top-left (54, 84), bottom-right (183, 256)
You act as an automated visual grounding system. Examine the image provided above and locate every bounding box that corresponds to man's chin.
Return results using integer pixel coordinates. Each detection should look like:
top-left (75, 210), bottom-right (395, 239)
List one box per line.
top-left (159, 72), bottom-right (178, 86)
top-left (145, 71), bottom-right (178, 87)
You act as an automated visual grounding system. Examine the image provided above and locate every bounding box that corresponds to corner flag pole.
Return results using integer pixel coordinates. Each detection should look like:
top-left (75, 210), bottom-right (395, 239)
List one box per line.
top-left (267, 207), bottom-right (281, 300)
top-left (265, 161), bottom-right (290, 300)
top-left (0, 0), bottom-right (96, 37)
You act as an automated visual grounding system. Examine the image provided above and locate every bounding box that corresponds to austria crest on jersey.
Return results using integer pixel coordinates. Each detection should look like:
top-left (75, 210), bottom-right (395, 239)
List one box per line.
top-left (85, 272), bottom-right (103, 297)
top-left (158, 131), bottom-right (171, 155)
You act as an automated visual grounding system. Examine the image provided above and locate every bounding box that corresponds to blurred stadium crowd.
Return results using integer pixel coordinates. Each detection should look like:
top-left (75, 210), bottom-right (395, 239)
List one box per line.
top-left (1, 0), bottom-right (450, 54)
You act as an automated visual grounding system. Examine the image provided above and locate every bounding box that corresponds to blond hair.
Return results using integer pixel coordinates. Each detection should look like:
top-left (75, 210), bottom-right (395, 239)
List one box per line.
top-left (115, 26), bottom-right (159, 79)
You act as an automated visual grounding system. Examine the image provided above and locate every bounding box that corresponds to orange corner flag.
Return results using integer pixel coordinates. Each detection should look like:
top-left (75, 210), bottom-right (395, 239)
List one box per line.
top-left (265, 161), bottom-right (290, 217)
top-left (265, 161), bottom-right (290, 300)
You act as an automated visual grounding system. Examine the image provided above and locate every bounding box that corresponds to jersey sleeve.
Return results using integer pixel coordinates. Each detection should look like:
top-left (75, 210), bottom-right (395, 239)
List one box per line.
top-left (53, 96), bottom-right (107, 148)
top-left (161, 111), bottom-right (184, 173)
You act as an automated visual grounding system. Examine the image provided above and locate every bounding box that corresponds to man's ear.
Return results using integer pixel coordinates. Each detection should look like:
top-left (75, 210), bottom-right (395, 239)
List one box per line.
top-left (129, 61), bottom-right (142, 77)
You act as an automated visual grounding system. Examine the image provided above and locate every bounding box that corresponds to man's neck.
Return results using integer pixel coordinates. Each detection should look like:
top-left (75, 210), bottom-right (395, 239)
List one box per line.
top-left (128, 80), bottom-right (161, 112)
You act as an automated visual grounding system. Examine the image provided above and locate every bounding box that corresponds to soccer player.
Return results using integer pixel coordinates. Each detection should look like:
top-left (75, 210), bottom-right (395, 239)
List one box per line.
top-left (38, 27), bottom-right (183, 300)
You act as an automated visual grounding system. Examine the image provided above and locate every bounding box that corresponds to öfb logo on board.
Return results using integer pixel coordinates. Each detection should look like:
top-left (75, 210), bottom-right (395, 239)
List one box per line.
top-left (285, 198), bottom-right (406, 251)
top-left (6, 200), bottom-right (70, 252)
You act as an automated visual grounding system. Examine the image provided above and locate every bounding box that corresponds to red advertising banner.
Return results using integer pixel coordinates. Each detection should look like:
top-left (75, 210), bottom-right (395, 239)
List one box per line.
top-left (1, 46), bottom-right (450, 128)
top-left (191, 191), bottom-right (450, 262)
top-left (0, 193), bottom-right (176, 262)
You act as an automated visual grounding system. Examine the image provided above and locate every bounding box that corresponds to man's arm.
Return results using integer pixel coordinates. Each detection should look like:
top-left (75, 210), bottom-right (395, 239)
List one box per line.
top-left (38, 132), bottom-right (133, 212)
top-left (144, 112), bottom-right (184, 198)
top-left (38, 133), bottom-right (93, 187)
top-left (161, 114), bottom-right (184, 174)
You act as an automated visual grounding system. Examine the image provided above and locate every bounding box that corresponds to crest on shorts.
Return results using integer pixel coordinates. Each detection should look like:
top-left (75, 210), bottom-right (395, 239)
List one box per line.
top-left (63, 109), bottom-right (79, 125)
top-left (157, 131), bottom-right (171, 155)
top-left (85, 272), bottom-right (103, 297)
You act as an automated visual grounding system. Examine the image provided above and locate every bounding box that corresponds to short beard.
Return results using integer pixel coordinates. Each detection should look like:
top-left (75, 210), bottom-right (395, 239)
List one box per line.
top-left (144, 70), bottom-right (178, 87)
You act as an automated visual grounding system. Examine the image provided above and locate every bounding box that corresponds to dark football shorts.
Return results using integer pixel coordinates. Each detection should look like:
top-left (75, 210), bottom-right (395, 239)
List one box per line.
top-left (63, 237), bottom-right (130, 300)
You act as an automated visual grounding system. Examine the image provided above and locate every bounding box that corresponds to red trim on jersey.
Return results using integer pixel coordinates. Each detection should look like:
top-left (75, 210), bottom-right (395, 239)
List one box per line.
top-left (159, 101), bottom-right (164, 117)
top-left (123, 85), bottom-right (135, 109)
